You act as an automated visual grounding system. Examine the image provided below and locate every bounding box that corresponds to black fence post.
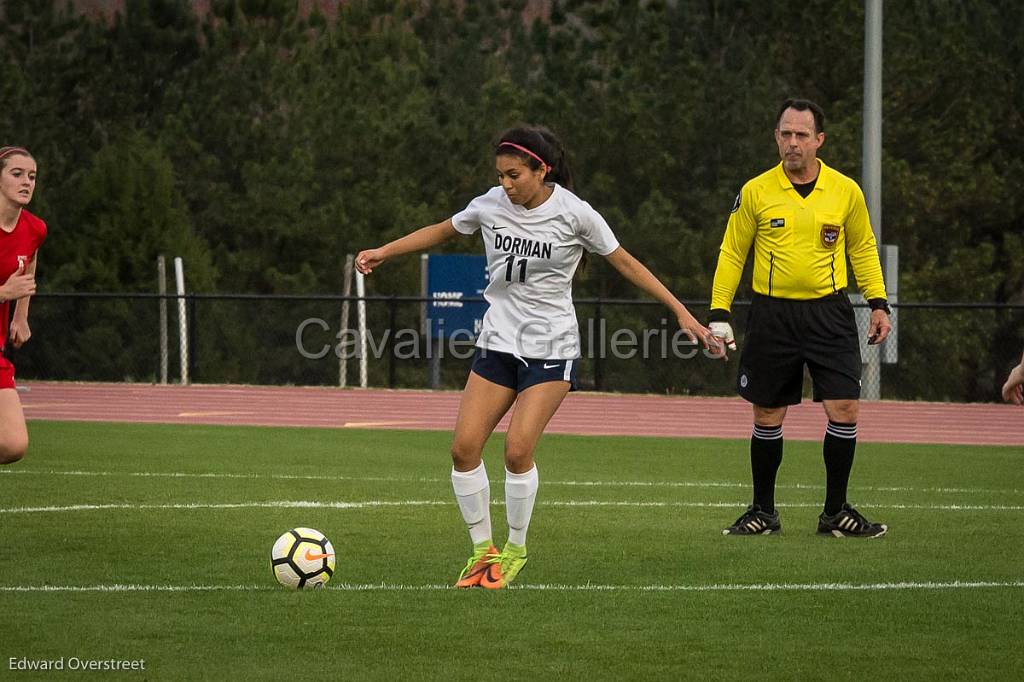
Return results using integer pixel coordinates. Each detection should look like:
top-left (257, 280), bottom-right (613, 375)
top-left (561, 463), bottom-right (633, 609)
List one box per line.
top-left (187, 294), bottom-right (197, 383)
top-left (388, 296), bottom-right (397, 388)
top-left (594, 298), bottom-right (603, 392)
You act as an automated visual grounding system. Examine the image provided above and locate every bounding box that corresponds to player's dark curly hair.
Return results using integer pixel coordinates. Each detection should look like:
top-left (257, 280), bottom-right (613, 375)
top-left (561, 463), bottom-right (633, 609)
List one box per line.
top-left (494, 126), bottom-right (574, 191)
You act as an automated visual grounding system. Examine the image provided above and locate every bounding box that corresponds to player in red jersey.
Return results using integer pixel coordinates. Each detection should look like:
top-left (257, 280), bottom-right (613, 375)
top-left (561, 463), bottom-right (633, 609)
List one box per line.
top-left (0, 146), bottom-right (47, 464)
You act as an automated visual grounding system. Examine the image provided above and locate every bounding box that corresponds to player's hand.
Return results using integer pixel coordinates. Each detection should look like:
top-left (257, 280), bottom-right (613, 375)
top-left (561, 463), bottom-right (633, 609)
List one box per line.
top-left (1002, 366), bottom-right (1024, 405)
top-left (709, 321), bottom-right (737, 353)
top-left (677, 313), bottom-right (725, 359)
top-left (866, 310), bottom-right (892, 345)
top-left (355, 248), bottom-right (386, 275)
top-left (1, 261), bottom-right (35, 301)
top-left (8, 318), bottom-right (31, 349)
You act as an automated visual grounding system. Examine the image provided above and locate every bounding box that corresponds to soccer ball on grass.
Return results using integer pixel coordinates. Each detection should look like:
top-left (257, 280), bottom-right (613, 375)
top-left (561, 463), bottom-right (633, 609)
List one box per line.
top-left (271, 527), bottom-right (336, 589)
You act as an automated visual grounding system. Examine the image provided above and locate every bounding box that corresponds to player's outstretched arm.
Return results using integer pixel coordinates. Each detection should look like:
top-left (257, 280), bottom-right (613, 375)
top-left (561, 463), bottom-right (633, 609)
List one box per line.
top-left (603, 246), bottom-right (724, 356)
top-left (356, 219), bottom-right (459, 274)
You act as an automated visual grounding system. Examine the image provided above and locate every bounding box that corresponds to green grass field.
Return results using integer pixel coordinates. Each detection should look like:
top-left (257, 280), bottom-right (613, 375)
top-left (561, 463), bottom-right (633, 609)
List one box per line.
top-left (2, 421), bottom-right (1022, 680)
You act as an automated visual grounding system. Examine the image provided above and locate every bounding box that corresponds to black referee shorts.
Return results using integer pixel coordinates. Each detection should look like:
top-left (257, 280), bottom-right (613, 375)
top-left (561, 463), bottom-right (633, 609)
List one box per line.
top-left (737, 293), bottom-right (861, 407)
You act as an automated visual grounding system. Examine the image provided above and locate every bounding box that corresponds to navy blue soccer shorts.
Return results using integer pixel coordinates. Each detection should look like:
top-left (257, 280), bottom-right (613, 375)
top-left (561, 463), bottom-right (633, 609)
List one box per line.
top-left (470, 348), bottom-right (579, 393)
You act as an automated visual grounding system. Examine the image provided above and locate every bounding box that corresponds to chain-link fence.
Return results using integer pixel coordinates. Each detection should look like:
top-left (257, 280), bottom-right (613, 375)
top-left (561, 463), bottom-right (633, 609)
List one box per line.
top-left (11, 293), bottom-right (1024, 403)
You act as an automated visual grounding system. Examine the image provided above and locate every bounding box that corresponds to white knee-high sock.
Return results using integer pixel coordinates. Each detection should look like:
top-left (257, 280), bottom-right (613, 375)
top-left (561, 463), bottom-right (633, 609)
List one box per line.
top-left (505, 465), bottom-right (539, 546)
top-left (451, 462), bottom-right (492, 545)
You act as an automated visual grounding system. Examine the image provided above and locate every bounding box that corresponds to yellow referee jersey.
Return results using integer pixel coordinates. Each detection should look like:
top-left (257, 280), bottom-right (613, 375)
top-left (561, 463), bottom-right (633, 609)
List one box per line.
top-left (711, 159), bottom-right (886, 311)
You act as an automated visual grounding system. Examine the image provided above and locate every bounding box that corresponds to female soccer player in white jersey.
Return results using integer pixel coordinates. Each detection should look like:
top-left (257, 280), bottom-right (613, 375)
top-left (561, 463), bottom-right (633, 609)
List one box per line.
top-left (356, 126), bottom-right (720, 589)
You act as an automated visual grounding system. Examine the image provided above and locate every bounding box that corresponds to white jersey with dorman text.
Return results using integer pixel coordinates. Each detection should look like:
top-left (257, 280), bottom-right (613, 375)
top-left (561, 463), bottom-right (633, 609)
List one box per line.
top-left (451, 183), bottom-right (620, 359)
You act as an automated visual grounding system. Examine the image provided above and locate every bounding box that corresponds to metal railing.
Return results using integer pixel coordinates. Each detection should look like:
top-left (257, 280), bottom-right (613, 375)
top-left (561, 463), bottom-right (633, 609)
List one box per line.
top-left (11, 292), bottom-right (1024, 403)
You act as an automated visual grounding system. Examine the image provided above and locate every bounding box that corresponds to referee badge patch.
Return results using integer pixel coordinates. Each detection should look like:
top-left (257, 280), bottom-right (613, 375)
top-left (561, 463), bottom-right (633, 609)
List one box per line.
top-left (730, 193), bottom-right (741, 213)
top-left (820, 224), bottom-right (840, 248)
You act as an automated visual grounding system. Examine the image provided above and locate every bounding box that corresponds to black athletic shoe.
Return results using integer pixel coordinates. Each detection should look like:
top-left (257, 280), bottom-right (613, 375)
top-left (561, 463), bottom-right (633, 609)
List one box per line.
top-left (817, 504), bottom-right (887, 538)
top-left (722, 504), bottom-right (781, 535)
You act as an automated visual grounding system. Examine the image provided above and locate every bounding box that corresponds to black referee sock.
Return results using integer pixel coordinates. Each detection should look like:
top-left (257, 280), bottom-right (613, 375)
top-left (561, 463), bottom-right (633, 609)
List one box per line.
top-left (751, 424), bottom-right (784, 513)
top-left (823, 421), bottom-right (858, 516)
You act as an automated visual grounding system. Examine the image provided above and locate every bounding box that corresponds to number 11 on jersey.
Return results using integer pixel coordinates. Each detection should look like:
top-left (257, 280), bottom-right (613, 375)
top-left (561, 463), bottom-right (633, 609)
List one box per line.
top-left (503, 255), bottom-right (527, 283)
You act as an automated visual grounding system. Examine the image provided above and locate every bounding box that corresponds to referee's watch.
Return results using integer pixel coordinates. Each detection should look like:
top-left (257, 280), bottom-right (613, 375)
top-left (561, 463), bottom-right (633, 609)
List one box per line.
top-left (868, 298), bottom-right (892, 315)
top-left (707, 308), bottom-right (731, 323)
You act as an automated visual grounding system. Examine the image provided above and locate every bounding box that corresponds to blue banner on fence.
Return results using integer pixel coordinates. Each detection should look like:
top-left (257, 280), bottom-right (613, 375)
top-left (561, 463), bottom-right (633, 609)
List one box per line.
top-left (425, 254), bottom-right (489, 339)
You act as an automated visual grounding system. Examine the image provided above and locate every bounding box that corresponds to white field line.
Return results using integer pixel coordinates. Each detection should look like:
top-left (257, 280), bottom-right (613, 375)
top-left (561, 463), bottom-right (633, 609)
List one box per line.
top-left (0, 500), bottom-right (446, 514)
top-left (1, 468), bottom-right (1019, 497)
top-left (1, 580), bottom-right (1022, 594)
top-left (512, 580), bottom-right (1024, 593)
top-left (2, 499), bottom-right (1023, 515)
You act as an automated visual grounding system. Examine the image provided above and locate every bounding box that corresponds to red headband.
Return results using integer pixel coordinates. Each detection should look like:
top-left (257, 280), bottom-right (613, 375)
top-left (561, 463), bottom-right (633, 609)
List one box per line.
top-left (498, 141), bottom-right (551, 173)
top-left (0, 147), bottom-right (30, 161)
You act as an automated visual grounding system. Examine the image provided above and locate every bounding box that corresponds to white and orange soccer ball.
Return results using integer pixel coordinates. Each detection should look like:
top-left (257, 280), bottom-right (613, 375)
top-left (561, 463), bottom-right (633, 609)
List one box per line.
top-left (271, 527), bottom-right (336, 589)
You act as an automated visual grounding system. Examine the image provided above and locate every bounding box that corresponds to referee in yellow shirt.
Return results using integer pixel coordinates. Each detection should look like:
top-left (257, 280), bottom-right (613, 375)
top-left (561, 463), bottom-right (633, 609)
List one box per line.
top-left (710, 98), bottom-right (892, 538)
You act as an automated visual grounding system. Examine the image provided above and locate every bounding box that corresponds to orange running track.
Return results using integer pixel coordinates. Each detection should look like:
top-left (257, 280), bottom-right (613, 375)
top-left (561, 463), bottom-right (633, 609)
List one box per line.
top-left (19, 381), bottom-right (1024, 446)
